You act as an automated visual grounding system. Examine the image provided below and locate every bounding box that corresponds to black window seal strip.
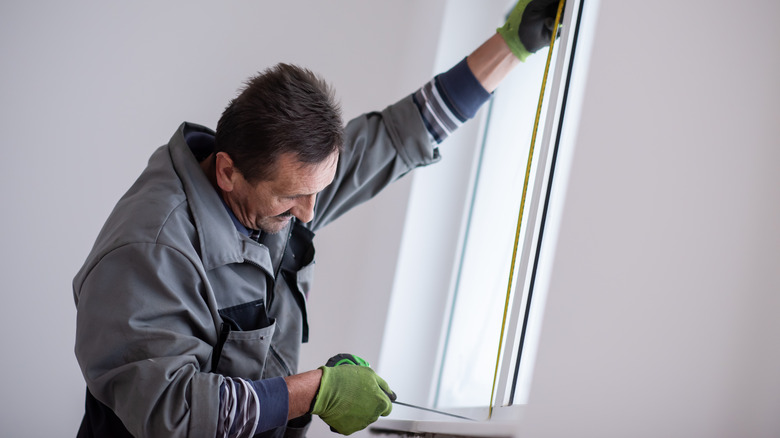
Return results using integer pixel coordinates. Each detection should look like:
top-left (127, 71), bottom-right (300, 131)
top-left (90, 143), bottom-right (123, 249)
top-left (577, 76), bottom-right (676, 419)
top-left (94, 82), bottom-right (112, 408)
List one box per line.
top-left (509, 0), bottom-right (587, 405)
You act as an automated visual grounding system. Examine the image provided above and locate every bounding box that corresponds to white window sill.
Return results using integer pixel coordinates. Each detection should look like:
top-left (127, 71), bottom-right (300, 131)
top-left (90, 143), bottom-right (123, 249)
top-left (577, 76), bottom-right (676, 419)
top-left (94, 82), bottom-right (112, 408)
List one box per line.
top-left (371, 418), bottom-right (518, 438)
top-left (371, 405), bottom-right (523, 438)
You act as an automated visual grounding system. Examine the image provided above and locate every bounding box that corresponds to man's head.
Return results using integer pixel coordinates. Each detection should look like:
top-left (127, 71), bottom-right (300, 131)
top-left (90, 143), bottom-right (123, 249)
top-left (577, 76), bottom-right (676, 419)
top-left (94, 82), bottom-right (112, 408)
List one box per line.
top-left (213, 63), bottom-right (343, 233)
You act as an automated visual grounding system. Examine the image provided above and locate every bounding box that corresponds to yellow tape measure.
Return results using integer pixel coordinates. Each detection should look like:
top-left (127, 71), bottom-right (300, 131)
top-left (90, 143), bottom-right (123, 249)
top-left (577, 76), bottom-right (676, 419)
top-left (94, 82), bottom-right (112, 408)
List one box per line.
top-left (488, 0), bottom-right (566, 418)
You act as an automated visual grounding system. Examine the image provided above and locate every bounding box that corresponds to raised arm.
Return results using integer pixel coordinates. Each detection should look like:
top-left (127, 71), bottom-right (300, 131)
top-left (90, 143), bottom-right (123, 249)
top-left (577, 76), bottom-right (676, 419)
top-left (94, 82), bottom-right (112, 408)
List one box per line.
top-left (468, 0), bottom-right (563, 92)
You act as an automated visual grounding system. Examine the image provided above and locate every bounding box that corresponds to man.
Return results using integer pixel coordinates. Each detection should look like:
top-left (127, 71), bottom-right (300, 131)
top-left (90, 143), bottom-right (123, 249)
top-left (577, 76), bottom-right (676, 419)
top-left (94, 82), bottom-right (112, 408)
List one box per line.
top-left (73, 1), bottom-right (563, 436)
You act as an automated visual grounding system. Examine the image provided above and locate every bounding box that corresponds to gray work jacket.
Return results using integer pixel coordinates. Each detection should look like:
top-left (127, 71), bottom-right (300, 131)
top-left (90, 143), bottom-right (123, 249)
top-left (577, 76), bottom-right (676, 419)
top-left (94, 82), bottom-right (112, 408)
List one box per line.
top-left (73, 95), bottom-right (439, 437)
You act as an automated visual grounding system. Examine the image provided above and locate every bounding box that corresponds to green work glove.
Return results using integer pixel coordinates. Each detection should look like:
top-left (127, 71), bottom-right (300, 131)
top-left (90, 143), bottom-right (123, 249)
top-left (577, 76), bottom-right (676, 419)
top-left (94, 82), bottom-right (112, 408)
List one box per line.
top-left (324, 354), bottom-right (396, 402)
top-left (324, 353), bottom-right (372, 368)
top-left (497, 0), bottom-right (564, 62)
top-left (312, 355), bottom-right (396, 435)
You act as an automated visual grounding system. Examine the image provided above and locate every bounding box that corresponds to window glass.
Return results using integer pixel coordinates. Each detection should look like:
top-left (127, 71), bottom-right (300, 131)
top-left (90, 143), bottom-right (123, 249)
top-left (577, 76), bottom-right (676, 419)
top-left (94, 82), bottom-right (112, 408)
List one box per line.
top-left (434, 45), bottom-right (558, 408)
top-left (376, 0), bottom-right (595, 419)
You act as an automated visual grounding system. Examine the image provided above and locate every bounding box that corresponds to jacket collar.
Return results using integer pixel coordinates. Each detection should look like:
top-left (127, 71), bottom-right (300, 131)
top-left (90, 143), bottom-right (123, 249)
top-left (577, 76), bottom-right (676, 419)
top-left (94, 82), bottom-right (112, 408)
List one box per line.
top-left (167, 122), bottom-right (275, 274)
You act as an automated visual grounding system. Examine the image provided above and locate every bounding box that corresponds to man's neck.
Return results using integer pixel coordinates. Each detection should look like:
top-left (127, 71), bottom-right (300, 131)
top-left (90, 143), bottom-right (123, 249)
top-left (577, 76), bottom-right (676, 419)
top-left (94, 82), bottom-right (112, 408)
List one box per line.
top-left (199, 153), bottom-right (220, 191)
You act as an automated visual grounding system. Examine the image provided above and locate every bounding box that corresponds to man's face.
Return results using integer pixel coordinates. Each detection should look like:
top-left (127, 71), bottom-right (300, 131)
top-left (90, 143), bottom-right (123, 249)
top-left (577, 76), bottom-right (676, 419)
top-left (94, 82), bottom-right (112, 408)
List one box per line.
top-left (221, 151), bottom-right (339, 234)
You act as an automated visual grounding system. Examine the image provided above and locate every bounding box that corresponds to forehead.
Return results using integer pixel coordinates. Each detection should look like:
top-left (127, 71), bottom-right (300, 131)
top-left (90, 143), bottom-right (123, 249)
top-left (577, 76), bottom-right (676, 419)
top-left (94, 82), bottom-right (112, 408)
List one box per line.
top-left (266, 152), bottom-right (339, 195)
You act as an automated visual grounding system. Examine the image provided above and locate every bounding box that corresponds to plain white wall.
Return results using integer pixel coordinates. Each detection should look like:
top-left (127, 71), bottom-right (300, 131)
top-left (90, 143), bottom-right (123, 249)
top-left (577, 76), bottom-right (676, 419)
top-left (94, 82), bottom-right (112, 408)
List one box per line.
top-left (0, 1), bottom-right (447, 436)
top-left (517, 1), bottom-right (780, 437)
top-left (3, 1), bottom-right (779, 437)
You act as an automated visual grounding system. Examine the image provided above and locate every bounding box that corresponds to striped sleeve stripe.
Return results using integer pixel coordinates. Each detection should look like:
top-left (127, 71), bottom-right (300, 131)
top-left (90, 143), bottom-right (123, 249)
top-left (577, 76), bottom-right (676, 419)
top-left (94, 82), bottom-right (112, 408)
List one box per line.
top-left (424, 80), bottom-right (463, 131)
top-left (413, 78), bottom-right (465, 144)
top-left (218, 377), bottom-right (260, 438)
top-left (412, 91), bottom-right (440, 144)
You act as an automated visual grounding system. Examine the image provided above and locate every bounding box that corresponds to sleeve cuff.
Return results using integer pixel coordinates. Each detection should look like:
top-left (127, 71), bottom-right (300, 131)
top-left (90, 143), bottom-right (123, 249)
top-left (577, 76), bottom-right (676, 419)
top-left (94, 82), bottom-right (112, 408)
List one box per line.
top-left (250, 377), bottom-right (289, 433)
top-left (435, 57), bottom-right (491, 121)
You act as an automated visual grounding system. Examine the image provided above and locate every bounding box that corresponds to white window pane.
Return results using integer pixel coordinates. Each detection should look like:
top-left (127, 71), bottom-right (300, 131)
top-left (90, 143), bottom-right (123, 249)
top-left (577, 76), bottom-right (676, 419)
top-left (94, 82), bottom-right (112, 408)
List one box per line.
top-left (436, 48), bottom-right (556, 409)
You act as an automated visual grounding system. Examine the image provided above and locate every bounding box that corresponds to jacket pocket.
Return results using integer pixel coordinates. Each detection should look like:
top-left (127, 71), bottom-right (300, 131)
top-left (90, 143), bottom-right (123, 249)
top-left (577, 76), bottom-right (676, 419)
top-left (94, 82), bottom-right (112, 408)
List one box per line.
top-left (219, 299), bottom-right (271, 331)
top-left (213, 321), bottom-right (276, 380)
top-left (264, 345), bottom-right (294, 378)
top-left (213, 299), bottom-right (276, 379)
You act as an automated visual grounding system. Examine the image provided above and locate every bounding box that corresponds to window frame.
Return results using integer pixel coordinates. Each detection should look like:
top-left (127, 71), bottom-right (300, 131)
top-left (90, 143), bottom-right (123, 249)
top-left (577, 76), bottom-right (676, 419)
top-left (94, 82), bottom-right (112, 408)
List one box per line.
top-left (376, 0), bottom-right (598, 431)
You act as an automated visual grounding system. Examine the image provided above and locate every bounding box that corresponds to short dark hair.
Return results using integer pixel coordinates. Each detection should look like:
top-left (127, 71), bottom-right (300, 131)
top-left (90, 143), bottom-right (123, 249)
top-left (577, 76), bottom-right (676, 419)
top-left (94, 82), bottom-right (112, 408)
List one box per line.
top-left (215, 63), bottom-right (343, 183)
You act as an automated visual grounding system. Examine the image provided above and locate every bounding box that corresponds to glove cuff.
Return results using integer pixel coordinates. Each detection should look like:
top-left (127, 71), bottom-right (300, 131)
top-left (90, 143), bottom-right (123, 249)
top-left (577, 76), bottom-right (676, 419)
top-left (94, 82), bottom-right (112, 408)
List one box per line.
top-left (497, 26), bottom-right (532, 62)
top-left (310, 366), bottom-right (328, 416)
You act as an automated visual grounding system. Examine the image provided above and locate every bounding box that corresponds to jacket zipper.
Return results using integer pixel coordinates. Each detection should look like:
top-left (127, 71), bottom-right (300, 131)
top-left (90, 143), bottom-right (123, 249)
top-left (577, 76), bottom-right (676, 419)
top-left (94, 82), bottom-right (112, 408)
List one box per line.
top-left (275, 220), bottom-right (294, 280)
top-left (270, 345), bottom-right (293, 376)
top-left (250, 222), bottom-right (296, 377)
top-left (248, 220), bottom-right (294, 312)
top-left (243, 259), bottom-right (276, 310)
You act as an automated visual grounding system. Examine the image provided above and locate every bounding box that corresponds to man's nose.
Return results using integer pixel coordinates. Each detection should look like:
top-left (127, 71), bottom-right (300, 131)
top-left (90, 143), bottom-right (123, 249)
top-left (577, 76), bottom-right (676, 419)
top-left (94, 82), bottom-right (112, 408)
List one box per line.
top-left (291, 194), bottom-right (316, 223)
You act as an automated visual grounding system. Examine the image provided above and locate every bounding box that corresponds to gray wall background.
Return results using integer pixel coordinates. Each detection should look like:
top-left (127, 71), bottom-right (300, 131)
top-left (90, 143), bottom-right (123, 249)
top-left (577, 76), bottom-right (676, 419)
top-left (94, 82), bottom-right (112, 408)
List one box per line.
top-left (518, 1), bottom-right (780, 437)
top-left (1, 1), bottom-right (779, 437)
top-left (0, 1), bottom-right (447, 436)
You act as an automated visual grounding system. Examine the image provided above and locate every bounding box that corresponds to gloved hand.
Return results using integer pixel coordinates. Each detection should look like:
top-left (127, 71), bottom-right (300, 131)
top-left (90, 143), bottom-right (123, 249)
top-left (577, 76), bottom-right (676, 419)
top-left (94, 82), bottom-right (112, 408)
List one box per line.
top-left (324, 353), bottom-right (372, 368)
top-left (497, 0), bottom-right (564, 62)
top-left (324, 354), bottom-right (396, 401)
top-left (312, 354), bottom-right (395, 435)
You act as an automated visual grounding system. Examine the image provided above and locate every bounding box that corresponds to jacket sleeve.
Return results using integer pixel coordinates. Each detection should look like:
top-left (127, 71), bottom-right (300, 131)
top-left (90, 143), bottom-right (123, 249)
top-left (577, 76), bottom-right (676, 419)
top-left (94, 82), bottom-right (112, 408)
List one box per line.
top-left (74, 242), bottom-right (222, 438)
top-left (309, 94), bottom-right (440, 231)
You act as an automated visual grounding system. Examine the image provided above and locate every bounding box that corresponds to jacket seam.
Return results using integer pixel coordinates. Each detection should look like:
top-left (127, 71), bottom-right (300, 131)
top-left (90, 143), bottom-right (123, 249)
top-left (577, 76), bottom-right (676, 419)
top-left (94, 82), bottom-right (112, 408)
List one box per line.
top-left (155, 198), bottom-right (189, 244)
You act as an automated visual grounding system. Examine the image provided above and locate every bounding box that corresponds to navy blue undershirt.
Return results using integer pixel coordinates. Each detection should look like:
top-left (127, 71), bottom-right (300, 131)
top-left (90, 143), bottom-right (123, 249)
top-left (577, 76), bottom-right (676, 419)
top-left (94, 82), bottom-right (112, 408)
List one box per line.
top-left (437, 57), bottom-right (491, 120)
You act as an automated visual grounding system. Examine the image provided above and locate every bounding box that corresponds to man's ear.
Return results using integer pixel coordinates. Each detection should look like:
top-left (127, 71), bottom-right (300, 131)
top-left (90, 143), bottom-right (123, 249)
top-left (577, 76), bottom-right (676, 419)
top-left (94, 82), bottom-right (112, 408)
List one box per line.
top-left (214, 151), bottom-right (237, 192)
